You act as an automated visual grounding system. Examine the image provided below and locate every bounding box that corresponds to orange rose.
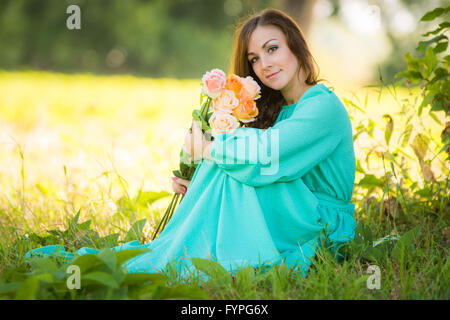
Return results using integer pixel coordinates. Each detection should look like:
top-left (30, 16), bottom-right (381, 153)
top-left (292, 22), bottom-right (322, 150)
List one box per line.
top-left (225, 74), bottom-right (244, 97)
top-left (233, 98), bottom-right (258, 122)
top-left (209, 111), bottom-right (239, 137)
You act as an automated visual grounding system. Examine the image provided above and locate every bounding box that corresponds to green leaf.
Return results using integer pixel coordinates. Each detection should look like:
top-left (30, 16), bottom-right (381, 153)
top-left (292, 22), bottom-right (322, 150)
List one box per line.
top-left (357, 174), bottom-right (384, 189)
top-left (76, 220), bottom-right (92, 231)
top-left (428, 110), bottom-right (442, 125)
top-left (417, 34), bottom-right (448, 52)
top-left (395, 70), bottom-right (423, 83)
top-left (14, 277), bottom-right (39, 300)
top-left (97, 249), bottom-right (117, 272)
top-left (400, 123), bottom-right (413, 148)
top-left (192, 109), bottom-right (210, 131)
top-left (444, 55), bottom-right (450, 65)
top-left (100, 233), bottom-right (120, 247)
top-left (34, 273), bottom-right (54, 284)
top-left (410, 134), bottom-right (430, 162)
top-left (423, 47), bottom-right (439, 78)
top-left (391, 226), bottom-right (420, 262)
top-left (82, 271), bottom-right (119, 289)
top-left (29, 256), bottom-right (58, 274)
top-left (434, 41), bottom-right (448, 54)
top-left (430, 67), bottom-right (449, 84)
top-left (342, 97), bottom-right (365, 113)
top-left (355, 158), bottom-right (365, 174)
top-left (354, 221), bottom-right (373, 245)
top-left (383, 114), bottom-right (394, 146)
top-left (414, 187), bottom-right (431, 198)
top-left (404, 52), bottom-right (421, 72)
top-left (420, 7), bottom-right (447, 21)
top-left (0, 281), bottom-right (22, 294)
top-left (116, 248), bottom-right (151, 266)
top-left (422, 22), bottom-right (450, 36)
top-left (191, 258), bottom-right (232, 285)
top-left (71, 254), bottom-right (103, 273)
top-left (124, 219), bottom-right (146, 242)
top-left (69, 209), bottom-right (81, 230)
top-left (135, 190), bottom-right (171, 207)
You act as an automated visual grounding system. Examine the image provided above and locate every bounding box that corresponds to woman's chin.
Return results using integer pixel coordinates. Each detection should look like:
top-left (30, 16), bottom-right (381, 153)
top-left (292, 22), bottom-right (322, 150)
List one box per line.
top-left (261, 80), bottom-right (279, 90)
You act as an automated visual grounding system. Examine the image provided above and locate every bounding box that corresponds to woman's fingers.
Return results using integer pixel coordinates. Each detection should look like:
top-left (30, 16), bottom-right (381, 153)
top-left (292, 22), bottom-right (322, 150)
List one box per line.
top-left (182, 119), bottom-right (206, 162)
top-left (171, 179), bottom-right (185, 194)
top-left (171, 177), bottom-right (190, 194)
top-left (176, 177), bottom-right (191, 188)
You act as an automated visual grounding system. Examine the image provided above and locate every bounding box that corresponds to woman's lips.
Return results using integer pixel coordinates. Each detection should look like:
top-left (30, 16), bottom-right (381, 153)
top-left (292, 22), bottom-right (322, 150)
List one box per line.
top-left (267, 71), bottom-right (280, 79)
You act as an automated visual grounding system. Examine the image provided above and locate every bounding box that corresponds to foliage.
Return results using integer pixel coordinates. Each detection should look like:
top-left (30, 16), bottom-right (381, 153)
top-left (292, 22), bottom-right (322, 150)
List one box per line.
top-left (0, 248), bottom-right (209, 300)
top-left (0, 0), bottom-right (274, 78)
top-left (395, 6), bottom-right (449, 116)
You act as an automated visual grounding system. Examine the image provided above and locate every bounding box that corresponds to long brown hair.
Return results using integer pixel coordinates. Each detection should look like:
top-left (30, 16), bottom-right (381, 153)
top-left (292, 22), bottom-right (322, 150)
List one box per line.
top-left (229, 8), bottom-right (320, 129)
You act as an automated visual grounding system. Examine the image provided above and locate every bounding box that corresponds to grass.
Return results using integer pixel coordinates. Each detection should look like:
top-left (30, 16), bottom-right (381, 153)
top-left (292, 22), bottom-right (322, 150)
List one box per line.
top-left (0, 71), bottom-right (448, 299)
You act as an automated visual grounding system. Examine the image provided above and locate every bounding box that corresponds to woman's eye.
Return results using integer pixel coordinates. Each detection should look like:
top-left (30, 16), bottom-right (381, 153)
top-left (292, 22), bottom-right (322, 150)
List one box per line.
top-left (249, 46), bottom-right (277, 64)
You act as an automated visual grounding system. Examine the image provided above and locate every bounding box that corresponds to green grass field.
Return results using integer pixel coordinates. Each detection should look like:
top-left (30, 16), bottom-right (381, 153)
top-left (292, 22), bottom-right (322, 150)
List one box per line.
top-left (0, 71), bottom-right (448, 299)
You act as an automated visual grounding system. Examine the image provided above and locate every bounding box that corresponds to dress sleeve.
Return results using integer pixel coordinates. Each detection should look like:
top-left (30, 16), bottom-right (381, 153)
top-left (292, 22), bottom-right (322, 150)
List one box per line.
top-left (209, 95), bottom-right (348, 187)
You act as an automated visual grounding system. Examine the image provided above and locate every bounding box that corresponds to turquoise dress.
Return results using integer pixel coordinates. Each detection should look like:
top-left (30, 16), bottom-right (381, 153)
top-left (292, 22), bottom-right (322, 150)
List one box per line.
top-left (25, 83), bottom-right (357, 279)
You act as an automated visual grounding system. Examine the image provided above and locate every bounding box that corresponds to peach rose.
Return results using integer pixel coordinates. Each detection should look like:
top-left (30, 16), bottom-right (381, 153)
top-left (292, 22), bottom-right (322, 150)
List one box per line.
top-left (209, 111), bottom-right (239, 137)
top-left (201, 69), bottom-right (226, 98)
top-left (240, 76), bottom-right (261, 100)
top-left (233, 98), bottom-right (259, 122)
top-left (212, 89), bottom-right (239, 113)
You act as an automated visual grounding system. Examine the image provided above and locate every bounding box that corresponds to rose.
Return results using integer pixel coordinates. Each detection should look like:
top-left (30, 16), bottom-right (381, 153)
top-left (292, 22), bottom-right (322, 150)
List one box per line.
top-left (209, 111), bottom-right (239, 137)
top-left (232, 98), bottom-right (259, 122)
top-left (225, 74), bottom-right (244, 97)
top-left (240, 76), bottom-right (261, 100)
top-left (201, 69), bottom-right (227, 98)
top-left (212, 89), bottom-right (239, 113)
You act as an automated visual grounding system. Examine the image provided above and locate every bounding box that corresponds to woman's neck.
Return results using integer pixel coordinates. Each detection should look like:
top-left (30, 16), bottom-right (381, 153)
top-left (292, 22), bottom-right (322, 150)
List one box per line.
top-left (282, 83), bottom-right (313, 105)
top-left (281, 69), bottom-right (312, 105)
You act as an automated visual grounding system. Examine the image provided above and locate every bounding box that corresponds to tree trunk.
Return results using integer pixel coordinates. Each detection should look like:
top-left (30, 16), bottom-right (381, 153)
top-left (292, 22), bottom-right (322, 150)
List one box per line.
top-left (276, 0), bottom-right (317, 35)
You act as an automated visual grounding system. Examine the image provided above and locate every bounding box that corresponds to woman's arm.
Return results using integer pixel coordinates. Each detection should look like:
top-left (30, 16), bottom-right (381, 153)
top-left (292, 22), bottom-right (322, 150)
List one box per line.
top-left (209, 95), bottom-right (349, 187)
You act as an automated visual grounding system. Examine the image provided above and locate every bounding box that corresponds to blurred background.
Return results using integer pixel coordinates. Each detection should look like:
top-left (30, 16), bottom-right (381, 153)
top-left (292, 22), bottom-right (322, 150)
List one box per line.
top-left (0, 0), bottom-right (446, 85)
top-left (0, 0), bottom-right (448, 237)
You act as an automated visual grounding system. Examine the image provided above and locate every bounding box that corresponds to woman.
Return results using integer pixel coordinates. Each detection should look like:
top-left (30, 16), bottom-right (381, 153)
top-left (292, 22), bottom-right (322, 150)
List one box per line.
top-left (26, 8), bottom-right (357, 280)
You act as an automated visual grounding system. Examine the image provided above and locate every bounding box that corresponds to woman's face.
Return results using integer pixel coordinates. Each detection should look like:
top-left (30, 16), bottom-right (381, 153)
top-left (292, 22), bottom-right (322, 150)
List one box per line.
top-left (247, 24), bottom-right (300, 92)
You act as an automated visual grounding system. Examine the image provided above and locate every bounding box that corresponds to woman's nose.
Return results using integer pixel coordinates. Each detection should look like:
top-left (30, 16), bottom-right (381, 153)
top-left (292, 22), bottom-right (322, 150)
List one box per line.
top-left (260, 56), bottom-right (273, 70)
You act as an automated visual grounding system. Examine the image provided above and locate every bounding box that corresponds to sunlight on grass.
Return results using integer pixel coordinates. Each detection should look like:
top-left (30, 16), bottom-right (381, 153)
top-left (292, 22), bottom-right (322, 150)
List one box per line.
top-left (0, 71), bottom-right (446, 241)
top-left (0, 71), bottom-right (201, 238)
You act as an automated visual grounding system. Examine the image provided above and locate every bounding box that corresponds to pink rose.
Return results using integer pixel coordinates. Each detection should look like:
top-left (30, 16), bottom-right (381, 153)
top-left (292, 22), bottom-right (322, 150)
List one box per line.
top-left (240, 76), bottom-right (261, 100)
top-left (209, 111), bottom-right (239, 137)
top-left (201, 69), bottom-right (226, 98)
top-left (212, 89), bottom-right (239, 113)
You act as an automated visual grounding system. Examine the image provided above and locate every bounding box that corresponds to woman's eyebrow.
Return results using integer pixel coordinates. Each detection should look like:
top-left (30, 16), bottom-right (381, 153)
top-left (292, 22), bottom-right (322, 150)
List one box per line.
top-left (247, 39), bottom-right (277, 56)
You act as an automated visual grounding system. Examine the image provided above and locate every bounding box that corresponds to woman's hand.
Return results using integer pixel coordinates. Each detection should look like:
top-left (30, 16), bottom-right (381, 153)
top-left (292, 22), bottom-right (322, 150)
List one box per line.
top-left (182, 119), bottom-right (212, 162)
top-left (171, 176), bottom-right (190, 195)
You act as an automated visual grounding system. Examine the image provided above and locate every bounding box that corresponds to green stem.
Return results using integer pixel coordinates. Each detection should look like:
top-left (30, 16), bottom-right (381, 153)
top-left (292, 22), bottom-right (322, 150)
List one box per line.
top-left (151, 193), bottom-right (177, 240)
top-left (153, 97), bottom-right (211, 240)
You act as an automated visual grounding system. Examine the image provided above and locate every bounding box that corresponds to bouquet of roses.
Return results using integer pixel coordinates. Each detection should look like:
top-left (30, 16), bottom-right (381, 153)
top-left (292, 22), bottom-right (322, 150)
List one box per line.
top-left (151, 68), bottom-right (261, 240)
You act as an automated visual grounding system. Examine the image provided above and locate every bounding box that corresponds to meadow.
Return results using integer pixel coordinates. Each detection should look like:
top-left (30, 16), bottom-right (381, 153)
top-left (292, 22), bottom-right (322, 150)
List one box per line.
top-left (0, 71), bottom-right (448, 299)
